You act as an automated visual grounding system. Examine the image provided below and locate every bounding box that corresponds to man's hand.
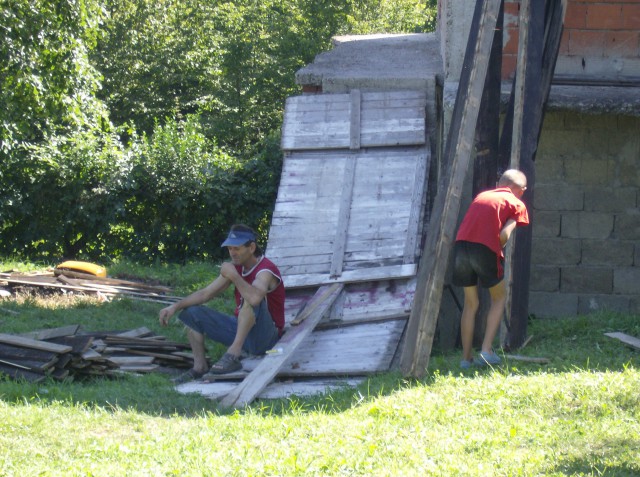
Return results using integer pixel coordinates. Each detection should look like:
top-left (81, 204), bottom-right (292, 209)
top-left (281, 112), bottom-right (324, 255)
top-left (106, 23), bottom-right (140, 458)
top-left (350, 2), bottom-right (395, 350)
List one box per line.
top-left (159, 304), bottom-right (177, 327)
top-left (220, 262), bottom-right (239, 281)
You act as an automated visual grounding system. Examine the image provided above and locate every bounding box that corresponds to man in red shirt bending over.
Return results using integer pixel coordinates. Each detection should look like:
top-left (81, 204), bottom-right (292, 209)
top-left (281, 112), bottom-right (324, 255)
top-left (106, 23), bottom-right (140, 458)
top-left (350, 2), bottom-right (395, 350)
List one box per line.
top-left (159, 224), bottom-right (285, 382)
top-left (453, 169), bottom-right (529, 368)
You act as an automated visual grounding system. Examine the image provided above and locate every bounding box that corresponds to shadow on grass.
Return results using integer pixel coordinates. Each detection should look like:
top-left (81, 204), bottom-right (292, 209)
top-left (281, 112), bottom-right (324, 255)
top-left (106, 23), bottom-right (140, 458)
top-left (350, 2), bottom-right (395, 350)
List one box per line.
top-left (0, 306), bottom-right (638, 418)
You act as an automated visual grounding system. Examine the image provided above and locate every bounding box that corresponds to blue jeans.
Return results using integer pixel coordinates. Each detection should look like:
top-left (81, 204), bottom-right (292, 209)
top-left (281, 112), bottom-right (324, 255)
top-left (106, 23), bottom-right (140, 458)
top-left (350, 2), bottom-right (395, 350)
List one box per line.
top-left (178, 300), bottom-right (280, 355)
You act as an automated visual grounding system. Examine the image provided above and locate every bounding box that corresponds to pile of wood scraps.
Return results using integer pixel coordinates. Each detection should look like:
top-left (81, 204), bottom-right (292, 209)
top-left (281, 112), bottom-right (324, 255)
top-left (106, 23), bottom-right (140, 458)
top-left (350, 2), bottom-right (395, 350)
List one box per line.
top-left (0, 326), bottom-right (193, 383)
top-left (0, 270), bottom-right (180, 304)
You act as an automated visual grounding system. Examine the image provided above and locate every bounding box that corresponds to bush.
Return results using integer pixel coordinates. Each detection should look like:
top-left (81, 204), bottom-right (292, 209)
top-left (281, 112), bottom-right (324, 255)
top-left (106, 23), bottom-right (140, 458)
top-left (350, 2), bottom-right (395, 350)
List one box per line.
top-left (0, 129), bottom-right (128, 260)
top-left (118, 116), bottom-right (282, 263)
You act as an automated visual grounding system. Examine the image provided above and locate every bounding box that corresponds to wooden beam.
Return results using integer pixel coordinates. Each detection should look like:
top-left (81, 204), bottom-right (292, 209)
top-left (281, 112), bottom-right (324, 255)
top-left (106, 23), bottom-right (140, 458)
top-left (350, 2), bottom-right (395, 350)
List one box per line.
top-left (283, 263), bottom-right (416, 289)
top-left (330, 154), bottom-right (356, 278)
top-left (506, 0), bottom-right (567, 349)
top-left (219, 283), bottom-right (344, 409)
top-left (470, 0), bottom-right (504, 347)
top-left (605, 332), bottom-right (640, 351)
top-left (349, 89), bottom-right (361, 150)
top-left (0, 334), bottom-right (73, 354)
top-left (400, 0), bottom-right (503, 378)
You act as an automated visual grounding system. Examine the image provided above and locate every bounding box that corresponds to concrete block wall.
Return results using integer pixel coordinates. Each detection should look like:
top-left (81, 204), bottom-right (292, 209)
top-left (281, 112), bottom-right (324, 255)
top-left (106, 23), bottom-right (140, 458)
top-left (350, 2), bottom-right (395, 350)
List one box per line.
top-left (530, 112), bottom-right (640, 316)
top-left (502, 0), bottom-right (640, 80)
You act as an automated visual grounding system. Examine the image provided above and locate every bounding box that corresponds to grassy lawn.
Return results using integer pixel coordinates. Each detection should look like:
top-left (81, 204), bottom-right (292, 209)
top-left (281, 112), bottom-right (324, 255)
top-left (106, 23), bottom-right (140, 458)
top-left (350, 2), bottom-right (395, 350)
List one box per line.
top-left (0, 259), bottom-right (639, 476)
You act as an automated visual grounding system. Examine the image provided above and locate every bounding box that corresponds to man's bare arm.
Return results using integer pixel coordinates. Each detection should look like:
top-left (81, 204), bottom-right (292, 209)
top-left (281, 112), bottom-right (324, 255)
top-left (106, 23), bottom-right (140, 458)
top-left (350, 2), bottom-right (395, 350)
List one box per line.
top-left (220, 262), bottom-right (278, 307)
top-left (159, 275), bottom-right (231, 326)
top-left (500, 218), bottom-right (518, 247)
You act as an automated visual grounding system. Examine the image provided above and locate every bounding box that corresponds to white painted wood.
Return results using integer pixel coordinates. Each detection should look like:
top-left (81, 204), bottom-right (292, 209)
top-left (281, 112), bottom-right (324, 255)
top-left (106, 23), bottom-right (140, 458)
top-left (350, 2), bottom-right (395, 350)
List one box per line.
top-left (281, 91), bottom-right (427, 150)
top-left (350, 90), bottom-right (361, 150)
top-left (219, 284), bottom-right (343, 409)
top-left (176, 378), bottom-right (365, 400)
top-left (605, 332), bottom-right (640, 350)
top-left (330, 154), bottom-right (356, 278)
top-left (282, 264), bottom-right (416, 288)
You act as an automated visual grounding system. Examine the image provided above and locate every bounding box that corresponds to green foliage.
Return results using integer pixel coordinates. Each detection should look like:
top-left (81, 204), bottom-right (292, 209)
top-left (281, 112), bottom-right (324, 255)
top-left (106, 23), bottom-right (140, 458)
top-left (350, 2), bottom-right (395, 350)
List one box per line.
top-left (121, 115), bottom-right (281, 263)
top-left (0, 0), bottom-right (108, 155)
top-left (342, 0), bottom-right (437, 34)
top-left (0, 129), bottom-right (128, 259)
top-left (1, 0), bottom-right (438, 263)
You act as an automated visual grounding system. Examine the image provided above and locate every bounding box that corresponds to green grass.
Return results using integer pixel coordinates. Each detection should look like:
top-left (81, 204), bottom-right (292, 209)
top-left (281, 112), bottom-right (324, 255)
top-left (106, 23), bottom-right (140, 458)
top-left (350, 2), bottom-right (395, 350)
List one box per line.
top-left (1, 259), bottom-right (639, 476)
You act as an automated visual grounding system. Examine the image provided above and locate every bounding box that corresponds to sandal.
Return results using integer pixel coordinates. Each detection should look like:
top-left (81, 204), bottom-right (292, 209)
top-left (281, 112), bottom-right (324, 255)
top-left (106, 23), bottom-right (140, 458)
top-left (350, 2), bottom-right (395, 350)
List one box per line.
top-left (172, 368), bottom-right (206, 384)
top-left (204, 352), bottom-right (242, 377)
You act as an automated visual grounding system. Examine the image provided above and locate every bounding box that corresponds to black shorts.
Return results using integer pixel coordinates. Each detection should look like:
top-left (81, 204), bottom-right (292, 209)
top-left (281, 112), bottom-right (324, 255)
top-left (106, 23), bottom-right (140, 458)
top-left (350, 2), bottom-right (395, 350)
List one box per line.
top-left (452, 241), bottom-right (503, 288)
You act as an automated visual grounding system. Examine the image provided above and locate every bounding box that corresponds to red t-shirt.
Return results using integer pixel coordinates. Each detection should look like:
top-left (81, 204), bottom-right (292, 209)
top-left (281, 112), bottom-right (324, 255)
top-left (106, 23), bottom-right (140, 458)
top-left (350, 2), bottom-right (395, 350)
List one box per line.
top-left (234, 256), bottom-right (285, 332)
top-left (455, 187), bottom-right (529, 258)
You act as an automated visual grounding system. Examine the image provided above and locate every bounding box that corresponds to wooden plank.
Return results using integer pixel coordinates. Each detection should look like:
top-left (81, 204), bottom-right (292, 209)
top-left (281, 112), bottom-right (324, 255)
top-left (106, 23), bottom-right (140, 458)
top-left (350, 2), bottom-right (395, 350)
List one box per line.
top-left (0, 333), bottom-right (73, 354)
top-left (218, 283), bottom-right (344, 409)
top-left (350, 89), bottom-right (361, 150)
top-left (0, 363), bottom-right (47, 383)
top-left (0, 343), bottom-right (58, 362)
top-left (400, 0), bottom-right (502, 378)
top-left (291, 283), bottom-right (344, 325)
top-left (177, 377), bottom-right (365, 400)
top-left (281, 91), bottom-right (426, 150)
top-left (605, 332), bottom-right (640, 351)
top-left (108, 356), bottom-right (156, 365)
top-left (20, 325), bottom-right (81, 341)
top-left (506, 0), bottom-right (568, 349)
top-left (283, 263), bottom-right (416, 288)
top-left (330, 154), bottom-right (356, 278)
top-left (403, 148), bottom-right (430, 263)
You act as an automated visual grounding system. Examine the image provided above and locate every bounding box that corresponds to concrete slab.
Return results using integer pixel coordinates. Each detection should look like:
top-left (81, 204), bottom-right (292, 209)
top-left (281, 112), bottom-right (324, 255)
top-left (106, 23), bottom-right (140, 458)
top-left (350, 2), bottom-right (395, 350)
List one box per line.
top-left (295, 33), bottom-right (443, 93)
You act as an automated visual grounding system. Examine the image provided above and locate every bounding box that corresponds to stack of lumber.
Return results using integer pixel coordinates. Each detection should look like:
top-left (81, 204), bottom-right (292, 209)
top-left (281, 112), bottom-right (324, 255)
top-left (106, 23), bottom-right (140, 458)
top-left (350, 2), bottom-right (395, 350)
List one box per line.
top-left (0, 270), bottom-right (180, 304)
top-left (0, 326), bottom-right (193, 383)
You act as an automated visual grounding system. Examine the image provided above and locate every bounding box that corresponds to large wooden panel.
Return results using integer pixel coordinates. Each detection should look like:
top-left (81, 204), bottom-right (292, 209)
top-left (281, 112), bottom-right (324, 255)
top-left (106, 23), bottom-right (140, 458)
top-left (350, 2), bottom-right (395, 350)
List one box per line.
top-left (266, 147), bottom-right (429, 287)
top-left (281, 90), bottom-right (427, 151)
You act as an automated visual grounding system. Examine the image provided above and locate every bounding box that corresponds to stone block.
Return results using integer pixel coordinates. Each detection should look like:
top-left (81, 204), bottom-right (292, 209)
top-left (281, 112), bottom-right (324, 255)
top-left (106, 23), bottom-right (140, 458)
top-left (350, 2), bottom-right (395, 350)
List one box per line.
top-left (538, 129), bottom-right (585, 156)
top-left (614, 267), bottom-right (640, 294)
top-left (530, 266), bottom-right (560, 292)
top-left (584, 187), bottom-right (637, 213)
top-left (534, 184), bottom-right (583, 211)
top-left (534, 156), bottom-right (565, 183)
top-left (614, 210), bottom-right (640, 240)
top-left (529, 292), bottom-right (578, 318)
top-left (562, 212), bottom-right (614, 239)
top-left (532, 238), bottom-right (581, 265)
top-left (618, 154), bottom-right (640, 187)
top-left (578, 295), bottom-right (631, 314)
top-left (532, 211), bottom-right (561, 238)
top-left (576, 158), bottom-right (611, 186)
top-left (582, 239), bottom-right (634, 266)
top-left (561, 267), bottom-right (613, 294)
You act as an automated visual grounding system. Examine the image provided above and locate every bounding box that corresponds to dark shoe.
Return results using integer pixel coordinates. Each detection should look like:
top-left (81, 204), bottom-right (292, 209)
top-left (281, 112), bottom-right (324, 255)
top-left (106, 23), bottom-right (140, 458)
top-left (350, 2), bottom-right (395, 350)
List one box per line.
top-left (172, 368), bottom-right (206, 384)
top-left (203, 353), bottom-right (242, 378)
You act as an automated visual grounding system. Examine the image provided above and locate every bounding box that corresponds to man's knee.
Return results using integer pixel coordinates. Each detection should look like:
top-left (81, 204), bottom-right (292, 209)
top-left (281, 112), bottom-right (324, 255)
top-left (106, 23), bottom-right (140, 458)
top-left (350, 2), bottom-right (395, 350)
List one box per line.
top-left (238, 300), bottom-right (257, 326)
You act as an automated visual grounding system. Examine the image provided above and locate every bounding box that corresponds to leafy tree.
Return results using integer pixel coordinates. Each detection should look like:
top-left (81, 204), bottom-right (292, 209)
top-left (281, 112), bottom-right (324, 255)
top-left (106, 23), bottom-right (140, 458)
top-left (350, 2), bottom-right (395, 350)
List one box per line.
top-left (0, 0), bottom-right (108, 155)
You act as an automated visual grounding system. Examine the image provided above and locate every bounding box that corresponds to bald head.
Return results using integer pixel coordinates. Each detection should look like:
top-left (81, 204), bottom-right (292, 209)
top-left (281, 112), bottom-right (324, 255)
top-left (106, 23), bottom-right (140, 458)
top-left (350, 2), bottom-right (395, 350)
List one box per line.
top-left (498, 169), bottom-right (527, 189)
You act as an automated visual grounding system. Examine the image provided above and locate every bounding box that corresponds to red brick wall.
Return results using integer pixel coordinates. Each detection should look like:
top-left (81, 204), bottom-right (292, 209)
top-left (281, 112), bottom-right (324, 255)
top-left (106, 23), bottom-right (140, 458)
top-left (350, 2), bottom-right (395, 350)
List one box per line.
top-left (502, 0), bottom-right (640, 79)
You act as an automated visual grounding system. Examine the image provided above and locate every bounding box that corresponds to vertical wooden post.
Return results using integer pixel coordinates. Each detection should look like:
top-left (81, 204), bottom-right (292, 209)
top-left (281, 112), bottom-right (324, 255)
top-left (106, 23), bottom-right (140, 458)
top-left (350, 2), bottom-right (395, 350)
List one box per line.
top-left (471, 1), bottom-right (505, 347)
top-left (506, 0), bottom-right (568, 349)
top-left (400, 0), bottom-right (502, 378)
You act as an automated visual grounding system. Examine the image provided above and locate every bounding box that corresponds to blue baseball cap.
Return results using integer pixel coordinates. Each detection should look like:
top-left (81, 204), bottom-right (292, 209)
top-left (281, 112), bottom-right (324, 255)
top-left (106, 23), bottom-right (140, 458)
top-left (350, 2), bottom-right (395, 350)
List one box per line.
top-left (221, 230), bottom-right (256, 247)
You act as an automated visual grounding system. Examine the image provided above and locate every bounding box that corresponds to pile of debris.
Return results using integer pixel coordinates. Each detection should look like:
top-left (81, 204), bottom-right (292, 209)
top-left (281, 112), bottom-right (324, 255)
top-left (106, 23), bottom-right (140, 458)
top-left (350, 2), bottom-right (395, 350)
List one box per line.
top-left (0, 269), bottom-right (180, 304)
top-left (0, 326), bottom-right (193, 383)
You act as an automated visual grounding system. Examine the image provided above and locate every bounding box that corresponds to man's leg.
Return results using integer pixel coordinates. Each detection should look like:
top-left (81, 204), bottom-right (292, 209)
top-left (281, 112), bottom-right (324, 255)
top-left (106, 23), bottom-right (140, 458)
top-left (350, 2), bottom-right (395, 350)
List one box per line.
top-left (482, 281), bottom-right (506, 353)
top-left (226, 300), bottom-right (256, 357)
top-left (178, 305), bottom-right (238, 372)
top-left (461, 285), bottom-right (480, 361)
top-left (185, 327), bottom-right (209, 374)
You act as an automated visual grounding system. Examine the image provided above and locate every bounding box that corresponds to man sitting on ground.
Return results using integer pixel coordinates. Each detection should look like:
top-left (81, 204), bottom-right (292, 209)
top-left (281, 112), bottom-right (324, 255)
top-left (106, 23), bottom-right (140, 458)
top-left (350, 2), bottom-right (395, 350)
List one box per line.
top-left (159, 224), bottom-right (285, 382)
